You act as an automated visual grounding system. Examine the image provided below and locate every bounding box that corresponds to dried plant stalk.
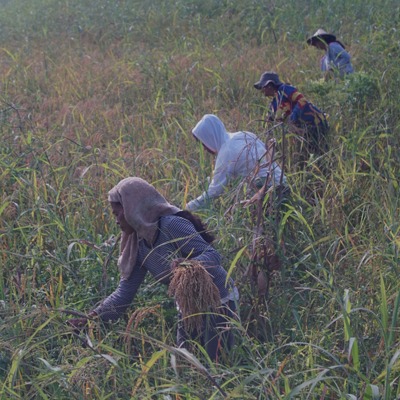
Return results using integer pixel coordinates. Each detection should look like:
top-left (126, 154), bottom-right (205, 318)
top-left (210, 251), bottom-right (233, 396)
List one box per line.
top-left (124, 305), bottom-right (161, 355)
top-left (168, 260), bottom-right (221, 333)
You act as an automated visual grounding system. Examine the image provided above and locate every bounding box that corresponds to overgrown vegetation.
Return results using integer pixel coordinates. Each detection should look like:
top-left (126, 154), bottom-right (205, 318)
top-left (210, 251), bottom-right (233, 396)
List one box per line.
top-left (0, 0), bottom-right (399, 398)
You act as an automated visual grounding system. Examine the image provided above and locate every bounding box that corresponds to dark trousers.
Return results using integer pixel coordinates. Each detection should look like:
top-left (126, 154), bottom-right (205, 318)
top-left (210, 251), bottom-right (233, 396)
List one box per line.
top-left (304, 123), bottom-right (329, 156)
top-left (176, 300), bottom-right (236, 362)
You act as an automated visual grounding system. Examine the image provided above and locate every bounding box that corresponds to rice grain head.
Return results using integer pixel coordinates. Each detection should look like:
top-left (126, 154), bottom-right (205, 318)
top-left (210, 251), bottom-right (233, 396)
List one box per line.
top-left (168, 260), bottom-right (221, 333)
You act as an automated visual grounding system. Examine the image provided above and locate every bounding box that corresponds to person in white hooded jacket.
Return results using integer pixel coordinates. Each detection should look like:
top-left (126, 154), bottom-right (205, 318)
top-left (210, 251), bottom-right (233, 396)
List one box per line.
top-left (186, 114), bottom-right (287, 211)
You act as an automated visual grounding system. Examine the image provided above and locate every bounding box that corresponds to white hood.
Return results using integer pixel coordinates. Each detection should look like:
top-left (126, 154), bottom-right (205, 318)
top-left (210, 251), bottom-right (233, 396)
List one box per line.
top-left (192, 114), bottom-right (230, 154)
top-left (186, 114), bottom-right (287, 211)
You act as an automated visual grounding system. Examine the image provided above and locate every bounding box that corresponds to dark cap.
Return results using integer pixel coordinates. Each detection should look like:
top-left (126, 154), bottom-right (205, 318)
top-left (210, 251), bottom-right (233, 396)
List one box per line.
top-left (254, 71), bottom-right (283, 90)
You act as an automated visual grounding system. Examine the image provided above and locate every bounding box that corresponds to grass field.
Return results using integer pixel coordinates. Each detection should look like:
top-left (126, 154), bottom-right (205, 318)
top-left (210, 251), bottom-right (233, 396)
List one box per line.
top-left (0, 0), bottom-right (399, 398)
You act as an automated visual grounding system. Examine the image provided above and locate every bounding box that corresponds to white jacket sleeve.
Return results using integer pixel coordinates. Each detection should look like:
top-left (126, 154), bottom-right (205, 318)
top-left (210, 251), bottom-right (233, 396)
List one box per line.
top-left (186, 153), bottom-right (231, 211)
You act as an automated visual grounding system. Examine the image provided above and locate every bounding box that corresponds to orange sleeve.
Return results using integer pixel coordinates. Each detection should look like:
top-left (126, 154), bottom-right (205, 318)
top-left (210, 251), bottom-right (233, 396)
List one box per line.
top-left (290, 91), bottom-right (307, 109)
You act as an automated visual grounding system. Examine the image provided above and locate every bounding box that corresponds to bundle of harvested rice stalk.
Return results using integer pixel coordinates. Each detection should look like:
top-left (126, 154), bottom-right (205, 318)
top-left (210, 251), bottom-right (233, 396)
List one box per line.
top-left (168, 260), bottom-right (221, 333)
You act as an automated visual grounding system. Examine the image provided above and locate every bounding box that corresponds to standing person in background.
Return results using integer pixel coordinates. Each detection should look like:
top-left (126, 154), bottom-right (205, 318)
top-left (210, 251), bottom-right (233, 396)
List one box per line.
top-left (185, 114), bottom-right (287, 212)
top-left (307, 29), bottom-right (354, 79)
top-left (67, 177), bottom-right (238, 362)
top-left (254, 71), bottom-right (329, 158)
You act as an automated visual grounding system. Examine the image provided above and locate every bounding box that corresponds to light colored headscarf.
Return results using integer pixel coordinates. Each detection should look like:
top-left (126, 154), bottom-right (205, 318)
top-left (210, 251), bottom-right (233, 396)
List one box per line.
top-left (108, 177), bottom-right (180, 280)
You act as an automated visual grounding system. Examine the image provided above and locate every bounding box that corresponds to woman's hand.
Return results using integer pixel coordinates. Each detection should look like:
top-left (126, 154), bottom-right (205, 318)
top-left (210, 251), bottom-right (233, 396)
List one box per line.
top-left (171, 258), bottom-right (185, 269)
top-left (67, 317), bottom-right (89, 330)
top-left (67, 311), bottom-right (97, 332)
top-left (288, 123), bottom-right (305, 135)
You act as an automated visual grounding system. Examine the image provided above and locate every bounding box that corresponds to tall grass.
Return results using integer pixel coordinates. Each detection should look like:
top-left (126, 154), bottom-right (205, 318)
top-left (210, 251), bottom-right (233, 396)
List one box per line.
top-left (0, 0), bottom-right (399, 398)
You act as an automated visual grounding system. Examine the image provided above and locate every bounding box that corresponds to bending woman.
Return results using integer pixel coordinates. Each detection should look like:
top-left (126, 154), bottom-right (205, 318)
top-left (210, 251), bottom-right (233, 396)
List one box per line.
top-left (68, 177), bottom-right (238, 361)
top-left (307, 29), bottom-right (354, 79)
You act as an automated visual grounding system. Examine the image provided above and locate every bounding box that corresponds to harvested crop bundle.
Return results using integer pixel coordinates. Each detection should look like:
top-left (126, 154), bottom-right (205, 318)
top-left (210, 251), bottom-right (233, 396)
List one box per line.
top-left (168, 260), bottom-right (221, 333)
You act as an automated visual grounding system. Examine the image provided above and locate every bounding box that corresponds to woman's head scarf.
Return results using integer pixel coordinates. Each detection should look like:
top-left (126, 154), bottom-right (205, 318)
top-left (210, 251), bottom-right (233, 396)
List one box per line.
top-left (108, 177), bottom-right (180, 280)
